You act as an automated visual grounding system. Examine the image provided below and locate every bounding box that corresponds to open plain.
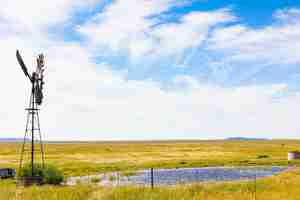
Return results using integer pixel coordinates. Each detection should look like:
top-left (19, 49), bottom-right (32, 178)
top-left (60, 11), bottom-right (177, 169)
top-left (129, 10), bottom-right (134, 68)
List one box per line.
top-left (0, 140), bottom-right (300, 199)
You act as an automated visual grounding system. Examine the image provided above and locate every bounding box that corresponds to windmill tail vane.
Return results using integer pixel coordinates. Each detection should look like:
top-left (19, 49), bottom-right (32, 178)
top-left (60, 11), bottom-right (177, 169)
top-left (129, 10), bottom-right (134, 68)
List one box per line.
top-left (16, 50), bottom-right (46, 177)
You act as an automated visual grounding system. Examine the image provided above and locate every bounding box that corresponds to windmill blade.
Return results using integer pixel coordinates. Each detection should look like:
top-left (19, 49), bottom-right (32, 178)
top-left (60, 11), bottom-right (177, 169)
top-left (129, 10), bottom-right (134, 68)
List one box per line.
top-left (16, 50), bottom-right (32, 82)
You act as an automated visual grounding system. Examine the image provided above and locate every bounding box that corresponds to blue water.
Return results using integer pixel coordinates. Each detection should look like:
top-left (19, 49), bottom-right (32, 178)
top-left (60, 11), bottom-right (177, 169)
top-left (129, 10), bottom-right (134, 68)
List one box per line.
top-left (119, 167), bottom-right (287, 186)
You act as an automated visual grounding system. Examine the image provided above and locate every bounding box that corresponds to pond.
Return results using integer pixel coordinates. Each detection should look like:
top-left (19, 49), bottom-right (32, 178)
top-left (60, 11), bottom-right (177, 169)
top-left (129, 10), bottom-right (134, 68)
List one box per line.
top-left (67, 166), bottom-right (288, 186)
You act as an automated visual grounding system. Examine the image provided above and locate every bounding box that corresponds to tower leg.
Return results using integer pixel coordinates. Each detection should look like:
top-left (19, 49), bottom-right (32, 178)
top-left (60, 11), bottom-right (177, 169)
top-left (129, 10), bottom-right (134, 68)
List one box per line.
top-left (36, 111), bottom-right (45, 167)
top-left (19, 92), bottom-right (33, 173)
top-left (31, 85), bottom-right (34, 177)
top-left (19, 86), bottom-right (45, 185)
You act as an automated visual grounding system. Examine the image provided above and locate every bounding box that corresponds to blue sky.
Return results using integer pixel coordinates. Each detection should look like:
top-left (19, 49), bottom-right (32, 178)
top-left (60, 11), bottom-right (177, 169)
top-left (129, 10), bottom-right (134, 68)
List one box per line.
top-left (68, 0), bottom-right (300, 86)
top-left (1, 0), bottom-right (300, 140)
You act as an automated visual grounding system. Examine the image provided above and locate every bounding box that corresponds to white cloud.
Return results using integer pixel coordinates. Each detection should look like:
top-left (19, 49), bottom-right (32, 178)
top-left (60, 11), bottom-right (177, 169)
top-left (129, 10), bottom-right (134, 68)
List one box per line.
top-left (4, 31), bottom-right (300, 140)
top-left (0, 0), bottom-right (98, 33)
top-left (273, 8), bottom-right (300, 23)
top-left (78, 1), bottom-right (235, 61)
top-left (2, 2), bottom-right (300, 140)
top-left (151, 9), bottom-right (236, 56)
top-left (78, 0), bottom-right (177, 50)
top-left (43, 63), bottom-right (300, 140)
top-left (207, 8), bottom-right (300, 65)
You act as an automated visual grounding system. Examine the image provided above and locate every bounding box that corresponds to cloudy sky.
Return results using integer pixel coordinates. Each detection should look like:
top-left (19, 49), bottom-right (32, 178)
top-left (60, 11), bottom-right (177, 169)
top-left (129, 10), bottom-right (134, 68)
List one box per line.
top-left (1, 0), bottom-right (300, 140)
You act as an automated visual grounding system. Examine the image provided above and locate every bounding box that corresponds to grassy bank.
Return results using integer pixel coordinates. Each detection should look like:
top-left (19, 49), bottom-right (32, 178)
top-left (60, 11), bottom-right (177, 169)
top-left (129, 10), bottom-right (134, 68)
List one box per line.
top-left (96, 168), bottom-right (300, 200)
top-left (1, 167), bottom-right (300, 200)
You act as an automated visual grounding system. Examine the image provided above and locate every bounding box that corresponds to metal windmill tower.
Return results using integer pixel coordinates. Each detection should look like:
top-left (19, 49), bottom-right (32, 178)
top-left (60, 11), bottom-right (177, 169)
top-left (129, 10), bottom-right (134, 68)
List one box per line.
top-left (16, 50), bottom-right (45, 178)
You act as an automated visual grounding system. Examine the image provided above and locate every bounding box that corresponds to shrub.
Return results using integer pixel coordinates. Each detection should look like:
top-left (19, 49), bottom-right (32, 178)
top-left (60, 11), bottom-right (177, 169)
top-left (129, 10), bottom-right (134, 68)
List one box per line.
top-left (91, 177), bottom-right (101, 183)
top-left (109, 175), bottom-right (116, 181)
top-left (17, 163), bottom-right (44, 178)
top-left (43, 164), bottom-right (64, 185)
top-left (257, 155), bottom-right (269, 159)
top-left (18, 163), bottom-right (64, 185)
top-left (120, 171), bottom-right (136, 177)
top-left (76, 179), bottom-right (82, 185)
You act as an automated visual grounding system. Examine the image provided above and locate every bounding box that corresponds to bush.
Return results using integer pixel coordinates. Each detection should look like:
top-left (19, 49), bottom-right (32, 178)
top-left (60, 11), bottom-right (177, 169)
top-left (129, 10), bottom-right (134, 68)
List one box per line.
top-left (17, 163), bottom-right (44, 178)
top-left (91, 177), bottom-right (101, 183)
top-left (18, 163), bottom-right (64, 185)
top-left (257, 155), bottom-right (269, 159)
top-left (43, 164), bottom-right (64, 185)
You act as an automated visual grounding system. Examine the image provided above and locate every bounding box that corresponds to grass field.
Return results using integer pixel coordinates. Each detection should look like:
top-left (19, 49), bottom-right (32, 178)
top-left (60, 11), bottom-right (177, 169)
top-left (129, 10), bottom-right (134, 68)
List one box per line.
top-left (1, 166), bottom-right (300, 200)
top-left (0, 140), bottom-right (300, 199)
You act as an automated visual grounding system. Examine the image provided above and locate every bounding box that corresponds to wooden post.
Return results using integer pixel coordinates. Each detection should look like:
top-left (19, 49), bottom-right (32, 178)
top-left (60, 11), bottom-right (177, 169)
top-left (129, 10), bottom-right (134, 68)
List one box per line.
top-left (254, 172), bottom-right (257, 200)
top-left (151, 168), bottom-right (154, 189)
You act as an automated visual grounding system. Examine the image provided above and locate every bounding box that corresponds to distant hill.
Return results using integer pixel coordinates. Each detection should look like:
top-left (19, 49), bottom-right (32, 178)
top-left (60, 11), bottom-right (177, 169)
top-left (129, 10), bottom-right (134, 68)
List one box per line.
top-left (226, 137), bottom-right (269, 141)
top-left (0, 138), bottom-right (29, 142)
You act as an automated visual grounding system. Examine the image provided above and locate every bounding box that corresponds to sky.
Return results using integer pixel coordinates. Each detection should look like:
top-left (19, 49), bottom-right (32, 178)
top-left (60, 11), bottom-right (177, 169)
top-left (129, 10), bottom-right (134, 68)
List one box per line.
top-left (1, 0), bottom-right (300, 140)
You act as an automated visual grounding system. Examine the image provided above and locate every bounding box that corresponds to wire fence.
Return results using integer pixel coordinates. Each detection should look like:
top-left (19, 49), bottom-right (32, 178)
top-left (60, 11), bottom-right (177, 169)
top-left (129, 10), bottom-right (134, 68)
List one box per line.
top-left (67, 166), bottom-right (287, 192)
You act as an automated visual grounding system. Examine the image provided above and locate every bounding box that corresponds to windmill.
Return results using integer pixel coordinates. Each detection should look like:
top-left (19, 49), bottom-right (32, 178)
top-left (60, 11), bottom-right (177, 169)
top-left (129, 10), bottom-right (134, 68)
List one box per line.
top-left (16, 50), bottom-right (45, 181)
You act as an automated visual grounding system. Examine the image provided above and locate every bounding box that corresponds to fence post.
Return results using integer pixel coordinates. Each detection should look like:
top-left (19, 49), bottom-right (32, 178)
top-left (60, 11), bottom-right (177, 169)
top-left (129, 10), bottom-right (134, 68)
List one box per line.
top-left (151, 168), bottom-right (154, 189)
top-left (254, 172), bottom-right (257, 200)
top-left (117, 172), bottom-right (120, 186)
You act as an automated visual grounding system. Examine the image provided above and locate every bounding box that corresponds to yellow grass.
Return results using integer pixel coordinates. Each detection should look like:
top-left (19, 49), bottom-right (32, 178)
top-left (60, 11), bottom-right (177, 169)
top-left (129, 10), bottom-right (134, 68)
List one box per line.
top-left (0, 140), bottom-right (300, 199)
top-left (0, 167), bottom-right (300, 200)
top-left (1, 140), bottom-right (300, 176)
